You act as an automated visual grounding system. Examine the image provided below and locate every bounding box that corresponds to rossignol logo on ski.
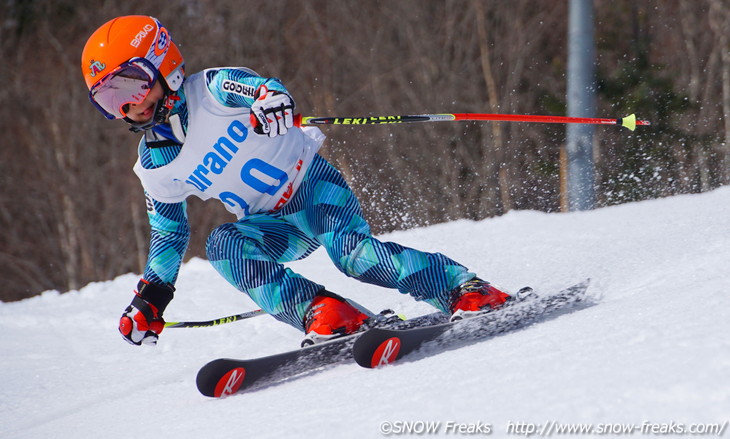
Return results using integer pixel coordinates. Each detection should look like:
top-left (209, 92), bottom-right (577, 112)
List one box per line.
top-left (214, 367), bottom-right (246, 397)
top-left (371, 337), bottom-right (401, 368)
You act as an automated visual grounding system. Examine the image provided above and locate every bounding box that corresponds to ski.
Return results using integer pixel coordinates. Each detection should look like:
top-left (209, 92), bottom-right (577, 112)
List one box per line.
top-left (196, 280), bottom-right (590, 396)
top-left (195, 312), bottom-right (446, 397)
top-left (196, 333), bottom-right (357, 397)
top-left (352, 279), bottom-right (591, 368)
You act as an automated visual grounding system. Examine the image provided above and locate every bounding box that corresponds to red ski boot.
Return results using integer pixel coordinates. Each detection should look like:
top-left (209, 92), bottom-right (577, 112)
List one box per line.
top-left (302, 291), bottom-right (370, 347)
top-left (448, 278), bottom-right (512, 321)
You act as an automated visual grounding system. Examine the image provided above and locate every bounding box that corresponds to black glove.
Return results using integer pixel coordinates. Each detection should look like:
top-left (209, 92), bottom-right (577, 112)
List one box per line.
top-left (249, 84), bottom-right (295, 137)
top-left (119, 280), bottom-right (175, 346)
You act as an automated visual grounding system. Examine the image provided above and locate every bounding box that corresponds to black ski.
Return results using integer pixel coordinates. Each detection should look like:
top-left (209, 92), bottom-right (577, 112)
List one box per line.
top-left (352, 280), bottom-right (591, 368)
top-left (196, 333), bottom-right (357, 397)
top-left (195, 312), bottom-right (446, 397)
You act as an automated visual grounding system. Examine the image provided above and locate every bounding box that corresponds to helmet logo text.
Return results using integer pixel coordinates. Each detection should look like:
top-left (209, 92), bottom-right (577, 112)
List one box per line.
top-left (131, 23), bottom-right (156, 48)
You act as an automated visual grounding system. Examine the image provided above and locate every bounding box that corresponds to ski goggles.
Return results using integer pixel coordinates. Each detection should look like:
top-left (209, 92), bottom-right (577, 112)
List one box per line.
top-left (89, 58), bottom-right (158, 120)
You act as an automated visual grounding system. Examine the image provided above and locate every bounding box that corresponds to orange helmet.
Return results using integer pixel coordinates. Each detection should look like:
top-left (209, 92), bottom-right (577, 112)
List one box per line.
top-left (82, 16), bottom-right (184, 122)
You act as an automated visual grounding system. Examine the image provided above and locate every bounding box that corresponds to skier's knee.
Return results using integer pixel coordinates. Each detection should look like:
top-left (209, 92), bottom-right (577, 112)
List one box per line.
top-left (205, 223), bottom-right (240, 260)
top-left (333, 236), bottom-right (377, 277)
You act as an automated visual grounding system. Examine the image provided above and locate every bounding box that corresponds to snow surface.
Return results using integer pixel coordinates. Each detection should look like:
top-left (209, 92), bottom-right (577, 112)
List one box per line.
top-left (2, 187), bottom-right (729, 439)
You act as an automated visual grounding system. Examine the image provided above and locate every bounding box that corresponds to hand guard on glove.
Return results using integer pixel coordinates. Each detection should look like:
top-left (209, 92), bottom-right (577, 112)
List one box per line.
top-left (249, 85), bottom-right (295, 137)
top-left (119, 280), bottom-right (175, 346)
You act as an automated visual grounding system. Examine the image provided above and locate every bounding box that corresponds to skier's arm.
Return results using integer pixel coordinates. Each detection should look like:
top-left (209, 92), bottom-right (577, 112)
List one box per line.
top-left (205, 67), bottom-right (295, 137)
top-left (119, 140), bottom-right (190, 346)
top-left (119, 195), bottom-right (190, 346)
top-left (141, 194), bottom-right (190, 286)
top-left (135, 138), bottom-right (191, 286)
top-left (204, 67), bottom-right (290, 108)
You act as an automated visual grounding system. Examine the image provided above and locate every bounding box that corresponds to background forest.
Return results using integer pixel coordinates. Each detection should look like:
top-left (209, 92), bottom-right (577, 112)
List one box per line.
top-left (1, 0), bottom-right (728, 301)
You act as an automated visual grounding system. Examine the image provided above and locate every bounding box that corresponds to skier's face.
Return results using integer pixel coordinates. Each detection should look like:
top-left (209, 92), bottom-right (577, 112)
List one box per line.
top-left (124, 80), bottom-right (164, 123)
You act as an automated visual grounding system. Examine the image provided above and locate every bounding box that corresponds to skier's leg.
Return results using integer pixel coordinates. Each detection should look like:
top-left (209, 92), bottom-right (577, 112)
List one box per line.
top-left (205, 215), bottom-right (323, 330)
top-left (280, 155), bottom-right (476, 313)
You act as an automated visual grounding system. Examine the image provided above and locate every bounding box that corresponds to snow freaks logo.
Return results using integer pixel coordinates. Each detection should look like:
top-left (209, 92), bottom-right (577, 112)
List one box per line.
top-left (379, 421), bottom-right (492, 436)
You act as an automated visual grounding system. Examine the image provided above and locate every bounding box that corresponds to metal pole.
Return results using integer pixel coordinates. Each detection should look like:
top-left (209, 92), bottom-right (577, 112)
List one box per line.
top-left (566, 0), bottom-right (597, 211)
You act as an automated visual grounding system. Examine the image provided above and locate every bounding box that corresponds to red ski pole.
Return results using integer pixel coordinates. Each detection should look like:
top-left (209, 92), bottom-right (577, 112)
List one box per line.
top-left (294, 112), bottom-right (649, 131)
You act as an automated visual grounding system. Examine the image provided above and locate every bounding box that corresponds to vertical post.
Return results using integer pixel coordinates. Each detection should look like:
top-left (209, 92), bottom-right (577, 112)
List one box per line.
top-left (566, 0), bottom-right (596, 211)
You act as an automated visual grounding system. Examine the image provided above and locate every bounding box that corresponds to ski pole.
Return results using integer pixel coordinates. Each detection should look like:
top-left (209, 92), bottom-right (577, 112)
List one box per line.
top-left (294, 112), bottom-right (649, 131)
top-left (165, 308), bottom-right (265, 328)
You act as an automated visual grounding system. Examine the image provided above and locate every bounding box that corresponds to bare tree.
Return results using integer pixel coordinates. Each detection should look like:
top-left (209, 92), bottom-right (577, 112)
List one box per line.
top-left (0, 0), bottom-right (726, 301)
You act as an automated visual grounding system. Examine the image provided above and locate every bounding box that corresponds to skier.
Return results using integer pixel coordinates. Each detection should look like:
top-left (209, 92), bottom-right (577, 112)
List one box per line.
top-left (81, 15), bottom-right (513, 347)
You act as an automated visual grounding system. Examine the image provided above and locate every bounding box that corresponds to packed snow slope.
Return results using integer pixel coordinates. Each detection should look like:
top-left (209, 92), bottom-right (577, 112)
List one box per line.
top-left (2, 187), bottom-right (729, 439)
